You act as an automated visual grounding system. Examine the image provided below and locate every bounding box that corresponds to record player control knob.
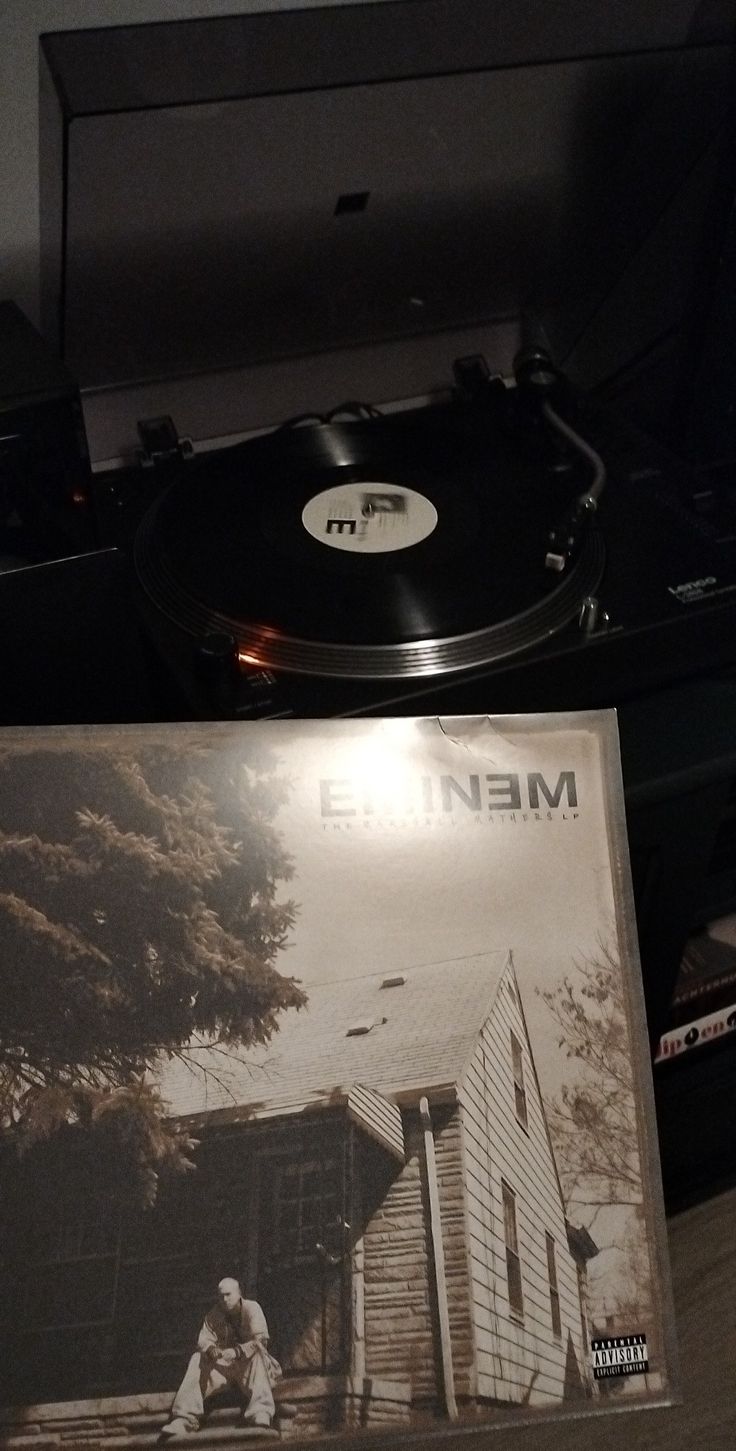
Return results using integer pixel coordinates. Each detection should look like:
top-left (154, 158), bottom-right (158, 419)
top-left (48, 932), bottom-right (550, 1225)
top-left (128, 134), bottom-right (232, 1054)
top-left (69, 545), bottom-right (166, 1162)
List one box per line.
top-left (578, 597), bottom-right (609, 635)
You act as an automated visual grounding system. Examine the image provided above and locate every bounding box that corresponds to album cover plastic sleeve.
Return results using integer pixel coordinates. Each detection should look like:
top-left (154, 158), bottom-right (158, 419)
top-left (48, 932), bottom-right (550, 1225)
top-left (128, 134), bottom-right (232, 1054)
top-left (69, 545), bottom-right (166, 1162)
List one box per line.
top-left (0, 712), bottom-right (677, 1448)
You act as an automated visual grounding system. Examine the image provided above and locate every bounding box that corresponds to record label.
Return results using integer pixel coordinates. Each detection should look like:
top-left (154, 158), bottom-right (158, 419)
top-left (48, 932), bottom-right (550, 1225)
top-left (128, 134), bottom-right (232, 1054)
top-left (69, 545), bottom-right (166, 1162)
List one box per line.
top-left (301, 481), bottom-right (438, 553)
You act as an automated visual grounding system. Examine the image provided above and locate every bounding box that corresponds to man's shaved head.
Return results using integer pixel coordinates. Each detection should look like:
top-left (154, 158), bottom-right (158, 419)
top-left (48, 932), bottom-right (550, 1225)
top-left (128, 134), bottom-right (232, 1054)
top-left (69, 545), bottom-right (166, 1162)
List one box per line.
top-left (217, 1277), bottom-right (242, 1312)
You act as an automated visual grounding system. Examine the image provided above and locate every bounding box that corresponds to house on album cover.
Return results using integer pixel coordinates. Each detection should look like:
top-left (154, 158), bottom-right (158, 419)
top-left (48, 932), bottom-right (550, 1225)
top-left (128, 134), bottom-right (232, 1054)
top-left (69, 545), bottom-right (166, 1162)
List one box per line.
top-left (0, 951), bottom-right (599, 1446)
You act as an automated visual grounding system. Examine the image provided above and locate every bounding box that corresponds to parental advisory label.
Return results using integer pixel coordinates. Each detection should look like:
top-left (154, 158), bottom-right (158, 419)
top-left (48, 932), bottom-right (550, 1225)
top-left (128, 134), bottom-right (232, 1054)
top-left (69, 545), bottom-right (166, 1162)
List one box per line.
top-left (591, 1334), bottom-right (649, 1379)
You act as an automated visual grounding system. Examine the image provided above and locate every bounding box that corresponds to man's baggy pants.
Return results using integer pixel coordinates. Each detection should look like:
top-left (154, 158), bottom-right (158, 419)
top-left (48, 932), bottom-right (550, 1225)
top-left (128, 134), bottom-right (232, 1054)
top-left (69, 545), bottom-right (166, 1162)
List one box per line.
top-left (168, 1345), bottom-right (276, 1429)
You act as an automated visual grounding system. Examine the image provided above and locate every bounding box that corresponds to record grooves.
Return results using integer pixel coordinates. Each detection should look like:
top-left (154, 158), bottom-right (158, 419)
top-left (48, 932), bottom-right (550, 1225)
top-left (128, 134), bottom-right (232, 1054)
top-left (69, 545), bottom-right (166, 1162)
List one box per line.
top-left (134, 415), bottom-right (607, 681)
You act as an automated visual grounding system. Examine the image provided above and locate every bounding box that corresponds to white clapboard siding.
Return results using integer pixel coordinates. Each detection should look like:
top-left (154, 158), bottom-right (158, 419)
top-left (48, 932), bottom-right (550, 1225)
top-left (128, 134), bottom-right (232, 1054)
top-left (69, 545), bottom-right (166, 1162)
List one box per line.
top-left (348, 1082), bottom-right (405, 1160)
top-left (363, 1106), bottom-right (476, 1405)
top-left (458, 956), bottom-right (587, 1407)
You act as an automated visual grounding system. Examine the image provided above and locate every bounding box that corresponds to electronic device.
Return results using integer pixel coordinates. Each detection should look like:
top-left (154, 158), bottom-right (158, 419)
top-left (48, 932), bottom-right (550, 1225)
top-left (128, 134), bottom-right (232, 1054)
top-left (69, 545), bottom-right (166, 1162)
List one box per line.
top-left (128, 367), bottom-right (736, 723)
top-left (0, 301), bottom-right (92, 564)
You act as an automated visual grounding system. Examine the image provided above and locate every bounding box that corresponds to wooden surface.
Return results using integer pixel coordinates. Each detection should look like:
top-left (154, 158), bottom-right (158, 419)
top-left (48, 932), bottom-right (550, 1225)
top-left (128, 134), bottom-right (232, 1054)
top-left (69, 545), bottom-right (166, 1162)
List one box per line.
top-left (495, 1186), bottom-right (736, 1450)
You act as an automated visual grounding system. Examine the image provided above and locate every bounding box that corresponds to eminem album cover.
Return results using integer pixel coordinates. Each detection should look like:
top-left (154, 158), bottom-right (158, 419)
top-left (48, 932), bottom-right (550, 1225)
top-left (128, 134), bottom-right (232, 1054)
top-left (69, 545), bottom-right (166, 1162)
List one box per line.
top-left (0, 714), bottom-right (677, 1449)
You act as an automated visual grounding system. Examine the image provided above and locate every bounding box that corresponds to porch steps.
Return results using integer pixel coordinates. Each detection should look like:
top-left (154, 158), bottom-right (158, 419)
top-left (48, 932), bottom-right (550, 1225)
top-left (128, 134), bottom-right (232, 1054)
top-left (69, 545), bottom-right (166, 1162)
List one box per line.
top-left (59, 1410), bottom-right (287, 1449)
top-left (0, 1376), bottom-right (410, 1447)
top-left (102, 1425), bottom-right (280, 1449)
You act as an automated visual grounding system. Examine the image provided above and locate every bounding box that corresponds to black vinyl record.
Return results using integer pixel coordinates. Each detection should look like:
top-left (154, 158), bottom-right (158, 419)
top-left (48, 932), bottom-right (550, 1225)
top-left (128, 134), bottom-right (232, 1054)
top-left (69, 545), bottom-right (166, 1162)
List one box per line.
top-left (134, 409), bottom-right (605, 679)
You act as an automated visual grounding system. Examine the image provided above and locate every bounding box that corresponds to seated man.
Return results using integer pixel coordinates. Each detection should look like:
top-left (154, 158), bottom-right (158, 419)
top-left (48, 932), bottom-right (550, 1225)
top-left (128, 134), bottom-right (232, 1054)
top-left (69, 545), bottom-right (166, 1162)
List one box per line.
top-left (161, 1276), bottom-right (281, 1438)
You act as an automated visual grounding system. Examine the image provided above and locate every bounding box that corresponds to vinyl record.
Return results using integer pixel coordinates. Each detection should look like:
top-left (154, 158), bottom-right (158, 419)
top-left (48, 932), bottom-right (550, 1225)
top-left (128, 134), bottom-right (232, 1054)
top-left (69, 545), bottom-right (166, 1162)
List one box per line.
top-left (134, 411), bottom-right (605, 678)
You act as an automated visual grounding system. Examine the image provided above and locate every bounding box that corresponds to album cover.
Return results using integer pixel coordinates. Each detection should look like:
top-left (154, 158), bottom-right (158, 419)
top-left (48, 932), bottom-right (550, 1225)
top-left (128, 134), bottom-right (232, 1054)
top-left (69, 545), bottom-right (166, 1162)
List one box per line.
top-left (656, 913), bottom-right (736, 1062)
top-left (672, 914), bottom-right (736, 1013)
top-left (0, 714), bottom-right (677, 1448)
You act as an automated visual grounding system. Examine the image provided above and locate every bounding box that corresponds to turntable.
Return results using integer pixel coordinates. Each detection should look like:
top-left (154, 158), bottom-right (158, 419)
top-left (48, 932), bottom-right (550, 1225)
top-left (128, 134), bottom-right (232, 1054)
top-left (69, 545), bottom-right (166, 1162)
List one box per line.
top-left (127, 359), bottom-right (736, 722)
top-left (4, 0), bottom-right (727, 722)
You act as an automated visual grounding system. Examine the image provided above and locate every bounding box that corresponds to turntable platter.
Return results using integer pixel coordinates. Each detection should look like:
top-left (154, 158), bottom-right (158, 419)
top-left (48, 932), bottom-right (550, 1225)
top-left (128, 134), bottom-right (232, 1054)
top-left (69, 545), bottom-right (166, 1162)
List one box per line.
top-left (134, 410), bottom-right (605, 679)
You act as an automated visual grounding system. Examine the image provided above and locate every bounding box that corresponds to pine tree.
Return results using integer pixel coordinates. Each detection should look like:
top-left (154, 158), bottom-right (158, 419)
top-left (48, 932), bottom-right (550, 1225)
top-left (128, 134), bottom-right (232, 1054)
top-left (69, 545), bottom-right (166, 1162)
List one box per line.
top-left (0, 730), bottom-right (303, 1201)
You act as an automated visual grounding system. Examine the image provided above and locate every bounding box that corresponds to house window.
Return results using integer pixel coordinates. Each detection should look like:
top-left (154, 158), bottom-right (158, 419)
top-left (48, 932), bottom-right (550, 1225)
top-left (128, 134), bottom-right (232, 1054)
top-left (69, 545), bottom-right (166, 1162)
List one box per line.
top-left (4, 1189), bottom-right (125, 1405)
top-left (501, 1181), bottom-right (524, 1317)
top-left (274, 1158), bottom-right (342, 1261)
top-left (23, 1196), bottom-right (121, 1331)
top-left (546, 1232), bottom-right (562, 1338)
top-left (577, 1263), bottom-right (589, 1352)
top-left (510, 1030), bottom-right (528, 1129)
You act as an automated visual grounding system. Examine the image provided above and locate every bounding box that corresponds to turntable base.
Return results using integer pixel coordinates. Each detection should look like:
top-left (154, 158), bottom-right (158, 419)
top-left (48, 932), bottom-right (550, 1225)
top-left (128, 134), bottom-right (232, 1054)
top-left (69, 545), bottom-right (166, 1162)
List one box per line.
top-left (131, 393), bottom-right (736, 717)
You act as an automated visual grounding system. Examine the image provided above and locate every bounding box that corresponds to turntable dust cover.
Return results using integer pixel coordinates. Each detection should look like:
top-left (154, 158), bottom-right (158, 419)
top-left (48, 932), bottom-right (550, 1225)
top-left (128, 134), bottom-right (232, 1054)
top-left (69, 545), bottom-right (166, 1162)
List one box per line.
top-left (0, 713), bottom-right (677, 1448)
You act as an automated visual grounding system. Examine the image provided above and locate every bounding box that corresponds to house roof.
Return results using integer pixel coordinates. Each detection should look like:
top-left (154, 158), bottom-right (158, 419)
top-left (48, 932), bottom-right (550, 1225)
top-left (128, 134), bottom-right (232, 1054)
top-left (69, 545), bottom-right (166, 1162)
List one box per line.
top-left (157, 949), bottom-right (510, 1122)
